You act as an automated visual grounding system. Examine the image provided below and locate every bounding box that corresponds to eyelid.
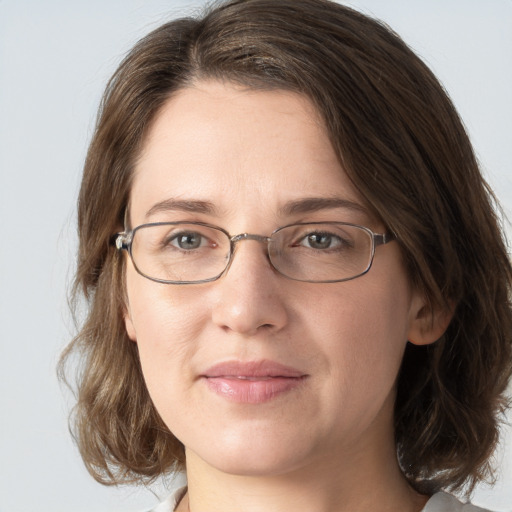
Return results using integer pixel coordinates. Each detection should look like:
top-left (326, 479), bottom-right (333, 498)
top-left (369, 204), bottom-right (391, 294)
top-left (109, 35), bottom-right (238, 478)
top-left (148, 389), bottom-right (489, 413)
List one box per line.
top-left (292, 227), bottom-right (351, 243)
top-left (131, 221), bottom-right (378, 241)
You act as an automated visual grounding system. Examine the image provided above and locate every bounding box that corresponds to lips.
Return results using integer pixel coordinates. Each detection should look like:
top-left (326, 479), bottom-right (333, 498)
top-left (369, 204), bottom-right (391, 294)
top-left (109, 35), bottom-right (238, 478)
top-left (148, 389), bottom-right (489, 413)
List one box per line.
top-left (202, 360), bottom-right (308, 404)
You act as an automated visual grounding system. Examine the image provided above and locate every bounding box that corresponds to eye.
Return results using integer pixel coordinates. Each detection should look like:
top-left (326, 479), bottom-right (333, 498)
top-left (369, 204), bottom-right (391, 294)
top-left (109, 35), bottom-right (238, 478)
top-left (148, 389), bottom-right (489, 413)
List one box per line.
top-left (168, 231), bottom-right (211, 250)
top-left (299, 232), bottom-right (342, 250)
top-left (291, 229), bottom-right (355, 252)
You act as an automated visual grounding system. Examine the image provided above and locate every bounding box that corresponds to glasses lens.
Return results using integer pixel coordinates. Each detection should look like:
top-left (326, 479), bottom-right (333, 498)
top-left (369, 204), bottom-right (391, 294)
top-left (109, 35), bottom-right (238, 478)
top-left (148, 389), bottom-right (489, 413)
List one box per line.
top-left (131, 223), bottom-right (230, 283)
top-left (269, 223), bottom-right (373, 282)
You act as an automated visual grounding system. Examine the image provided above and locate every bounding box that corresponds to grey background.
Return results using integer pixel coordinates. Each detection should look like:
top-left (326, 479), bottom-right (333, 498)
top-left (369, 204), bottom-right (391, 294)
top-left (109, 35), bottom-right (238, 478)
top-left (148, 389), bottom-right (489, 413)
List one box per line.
top-left (0, 1), bottom-right (511, 510)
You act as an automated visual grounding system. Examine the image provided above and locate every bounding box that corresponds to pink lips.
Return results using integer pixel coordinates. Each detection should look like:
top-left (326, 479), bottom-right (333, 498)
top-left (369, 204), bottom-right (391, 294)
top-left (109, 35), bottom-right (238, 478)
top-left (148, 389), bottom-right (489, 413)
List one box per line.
top-left (202, 360), bottom-right (308, 404)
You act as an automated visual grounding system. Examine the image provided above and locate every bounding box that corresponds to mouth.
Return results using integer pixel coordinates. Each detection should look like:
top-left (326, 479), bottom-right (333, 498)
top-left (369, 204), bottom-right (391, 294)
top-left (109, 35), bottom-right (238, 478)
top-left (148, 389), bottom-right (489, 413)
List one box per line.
top-left (201, 360), bottom-right (308, 404)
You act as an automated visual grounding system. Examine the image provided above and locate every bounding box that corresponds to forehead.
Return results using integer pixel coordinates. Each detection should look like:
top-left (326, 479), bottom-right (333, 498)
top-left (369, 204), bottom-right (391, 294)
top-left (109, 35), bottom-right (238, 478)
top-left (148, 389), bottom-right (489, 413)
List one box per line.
top-left (137, 81), bottom-right (329, 170)
top-left (130, 81), bottom-right (371, 227)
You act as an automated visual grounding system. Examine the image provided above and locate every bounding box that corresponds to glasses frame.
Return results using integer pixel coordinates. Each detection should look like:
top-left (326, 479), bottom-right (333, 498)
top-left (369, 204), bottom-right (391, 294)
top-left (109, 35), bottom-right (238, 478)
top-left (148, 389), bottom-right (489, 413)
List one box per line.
top-left (115, 221), bottom-right (395, 285)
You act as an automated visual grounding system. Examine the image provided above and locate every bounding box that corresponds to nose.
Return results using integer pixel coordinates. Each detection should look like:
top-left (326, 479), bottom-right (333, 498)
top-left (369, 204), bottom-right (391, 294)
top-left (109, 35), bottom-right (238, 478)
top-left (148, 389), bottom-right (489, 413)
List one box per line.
top-left (211, 238), bottom-right (289, 336)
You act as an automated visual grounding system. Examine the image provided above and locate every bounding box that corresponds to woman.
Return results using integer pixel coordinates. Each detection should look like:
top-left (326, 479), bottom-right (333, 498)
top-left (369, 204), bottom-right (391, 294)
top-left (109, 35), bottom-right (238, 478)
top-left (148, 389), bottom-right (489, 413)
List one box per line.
top-left (61, 0), bottom-right (512, 510)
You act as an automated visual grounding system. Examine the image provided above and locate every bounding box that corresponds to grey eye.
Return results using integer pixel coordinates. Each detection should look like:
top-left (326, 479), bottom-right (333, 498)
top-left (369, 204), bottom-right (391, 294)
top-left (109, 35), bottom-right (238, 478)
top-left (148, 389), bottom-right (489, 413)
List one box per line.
top-left (299, 232), bottom-right (343, 250)
top-left (306, 233), bottom-right (334, 249)
top-left (170, 232), bottom-right (206, 250)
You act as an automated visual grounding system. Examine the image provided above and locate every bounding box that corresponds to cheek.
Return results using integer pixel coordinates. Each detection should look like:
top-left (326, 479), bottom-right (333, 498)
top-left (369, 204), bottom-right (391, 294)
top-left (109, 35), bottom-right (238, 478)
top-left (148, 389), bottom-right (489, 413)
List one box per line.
top-left (305, 279), bottom-right (412, 391)
top-left (125, 272), bottom-right (207, 389)
top-left (311, 277), bottom-right (410, 339)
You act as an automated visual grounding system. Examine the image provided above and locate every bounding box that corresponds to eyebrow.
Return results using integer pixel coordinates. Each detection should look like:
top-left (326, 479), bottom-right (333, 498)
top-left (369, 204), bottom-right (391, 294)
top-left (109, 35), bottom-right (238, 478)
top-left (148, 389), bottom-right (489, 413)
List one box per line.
top-left (279, 197), bottom-right (369, 216)
top-left (144, 196), bottom-right (368, 221)
top-left (145, 198), bottom-right (218, 219)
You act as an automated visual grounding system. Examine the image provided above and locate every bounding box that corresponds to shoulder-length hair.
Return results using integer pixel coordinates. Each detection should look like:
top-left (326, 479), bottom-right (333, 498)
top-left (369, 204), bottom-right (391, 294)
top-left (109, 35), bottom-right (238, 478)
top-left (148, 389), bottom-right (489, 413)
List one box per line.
top-left (60, 0), bottom-right (512, 495)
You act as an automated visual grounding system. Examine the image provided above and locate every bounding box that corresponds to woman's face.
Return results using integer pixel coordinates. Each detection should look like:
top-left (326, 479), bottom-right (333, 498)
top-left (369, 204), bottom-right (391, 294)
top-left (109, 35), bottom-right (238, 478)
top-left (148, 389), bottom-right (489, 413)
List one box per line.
top-left (124, 81), bottom-right (428, 477)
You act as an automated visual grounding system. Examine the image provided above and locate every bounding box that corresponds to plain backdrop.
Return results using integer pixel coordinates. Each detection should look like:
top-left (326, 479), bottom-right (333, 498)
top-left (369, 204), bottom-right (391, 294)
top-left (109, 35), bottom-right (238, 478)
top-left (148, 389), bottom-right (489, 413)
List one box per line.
top-left (0, 1), bottom-right (511, 511)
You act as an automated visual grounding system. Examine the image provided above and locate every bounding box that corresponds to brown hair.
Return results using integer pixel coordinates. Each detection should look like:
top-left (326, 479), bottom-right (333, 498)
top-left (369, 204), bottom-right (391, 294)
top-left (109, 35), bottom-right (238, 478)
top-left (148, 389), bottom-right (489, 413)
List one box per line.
top-left (60, 0), bottom-right (512, 495)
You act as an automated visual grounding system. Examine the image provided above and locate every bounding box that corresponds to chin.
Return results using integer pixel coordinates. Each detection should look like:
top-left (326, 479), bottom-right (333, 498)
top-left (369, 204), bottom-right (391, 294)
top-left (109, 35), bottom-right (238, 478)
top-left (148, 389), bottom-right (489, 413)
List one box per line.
top-left (205, 451), bottom-right (308, 477)
top-left (185, 426), bottom-right (318, 477)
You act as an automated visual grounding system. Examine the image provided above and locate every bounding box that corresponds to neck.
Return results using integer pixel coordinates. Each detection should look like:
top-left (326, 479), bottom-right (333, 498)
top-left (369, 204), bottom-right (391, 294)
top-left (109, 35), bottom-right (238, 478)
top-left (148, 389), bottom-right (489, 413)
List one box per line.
top-left (178, 426), bottom-right (428, 512)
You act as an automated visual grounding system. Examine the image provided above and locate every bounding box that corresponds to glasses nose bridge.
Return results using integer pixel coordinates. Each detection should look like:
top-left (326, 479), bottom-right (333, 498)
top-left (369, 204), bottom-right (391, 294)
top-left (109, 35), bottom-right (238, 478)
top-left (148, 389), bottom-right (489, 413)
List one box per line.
top-left (230, 233), bottom-right (272, 246)
top-left (228, 233), bottom-right (274, 269)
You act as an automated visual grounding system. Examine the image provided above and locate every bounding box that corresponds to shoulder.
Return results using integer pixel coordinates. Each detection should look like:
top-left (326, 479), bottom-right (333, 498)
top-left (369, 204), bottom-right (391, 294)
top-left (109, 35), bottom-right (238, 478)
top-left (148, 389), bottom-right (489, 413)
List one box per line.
top-left (145, 486), bottom-right (187, 512)
top-left (423, 492), bottom-right (495, 512)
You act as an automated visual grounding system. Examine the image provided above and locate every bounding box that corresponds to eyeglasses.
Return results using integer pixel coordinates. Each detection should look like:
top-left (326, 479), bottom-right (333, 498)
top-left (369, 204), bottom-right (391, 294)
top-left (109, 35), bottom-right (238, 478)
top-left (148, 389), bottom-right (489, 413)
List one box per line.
top-left (115, 221), bottom-right (394, 284)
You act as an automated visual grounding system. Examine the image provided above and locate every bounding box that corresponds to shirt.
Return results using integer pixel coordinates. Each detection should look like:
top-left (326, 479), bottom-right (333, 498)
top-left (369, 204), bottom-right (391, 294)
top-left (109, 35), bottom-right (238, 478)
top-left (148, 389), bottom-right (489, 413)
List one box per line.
top-left (147, 487), bottom-right (493, 511)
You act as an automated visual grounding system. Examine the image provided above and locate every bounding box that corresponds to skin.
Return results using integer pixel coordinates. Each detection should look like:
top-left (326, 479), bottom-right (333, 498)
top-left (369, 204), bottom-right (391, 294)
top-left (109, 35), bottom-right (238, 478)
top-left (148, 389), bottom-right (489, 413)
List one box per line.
top-left (124, 81), bottom-right (447, 512)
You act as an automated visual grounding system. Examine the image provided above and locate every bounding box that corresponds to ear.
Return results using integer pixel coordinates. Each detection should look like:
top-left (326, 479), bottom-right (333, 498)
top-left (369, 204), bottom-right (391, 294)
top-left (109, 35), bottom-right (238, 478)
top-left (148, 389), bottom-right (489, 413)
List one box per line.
top-left (124, 304), bottom-right (137, 342)
top-left (407, 292), bottom-right (453, 346)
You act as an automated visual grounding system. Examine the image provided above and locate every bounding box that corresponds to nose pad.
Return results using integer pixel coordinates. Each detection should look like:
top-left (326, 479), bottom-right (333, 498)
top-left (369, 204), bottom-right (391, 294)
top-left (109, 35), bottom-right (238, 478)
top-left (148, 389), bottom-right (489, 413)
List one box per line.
top-left (211, 239), bottom-right (288, 335)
